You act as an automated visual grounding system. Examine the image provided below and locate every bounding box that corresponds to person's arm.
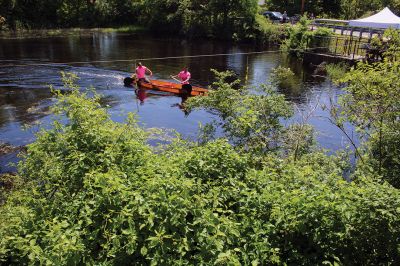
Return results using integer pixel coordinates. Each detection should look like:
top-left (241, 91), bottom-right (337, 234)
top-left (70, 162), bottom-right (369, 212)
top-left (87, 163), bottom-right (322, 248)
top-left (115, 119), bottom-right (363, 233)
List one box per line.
top-left (182, 73), bottom-right (191, 83)
top-left (145, 67), bottom-right (153, 76)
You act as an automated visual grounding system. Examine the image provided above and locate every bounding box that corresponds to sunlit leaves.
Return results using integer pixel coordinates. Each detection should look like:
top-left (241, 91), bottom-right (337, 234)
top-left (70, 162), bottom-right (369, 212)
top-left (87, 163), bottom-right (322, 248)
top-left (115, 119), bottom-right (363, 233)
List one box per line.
top-left (1, 73), bottom-right (400, 264)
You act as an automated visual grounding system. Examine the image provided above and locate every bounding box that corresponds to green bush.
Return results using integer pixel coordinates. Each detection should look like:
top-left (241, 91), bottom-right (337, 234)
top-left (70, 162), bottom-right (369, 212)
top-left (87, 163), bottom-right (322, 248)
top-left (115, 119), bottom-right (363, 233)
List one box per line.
top-left (281, 16), bottom-right (332, 56)
top-left (250, 14), bottom-right (286, 44)
top-left (270, 66), bottom-right (296, 89)
top-left (1, 74), bottom-right (400, 264)
top-left (187, 70), bottom-right (293, 157)
top-left (336, 58), bottom-right (400, 188)
top-left (326, 62), bottom-right (349, 83)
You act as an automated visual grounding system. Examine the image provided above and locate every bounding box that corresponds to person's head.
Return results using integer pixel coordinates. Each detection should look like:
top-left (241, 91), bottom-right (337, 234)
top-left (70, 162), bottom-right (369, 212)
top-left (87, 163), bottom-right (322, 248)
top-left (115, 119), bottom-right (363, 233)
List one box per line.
top-left (137, 62), bottom-right (142, 67)
top-left (183, 66), bottom-right (188, 72)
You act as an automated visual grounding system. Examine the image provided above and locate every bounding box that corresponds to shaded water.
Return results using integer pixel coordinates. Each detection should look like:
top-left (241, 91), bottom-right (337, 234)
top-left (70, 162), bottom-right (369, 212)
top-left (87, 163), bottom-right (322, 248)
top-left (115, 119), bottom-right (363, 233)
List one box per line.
top-left (0, 32), bottom-right (351, 172)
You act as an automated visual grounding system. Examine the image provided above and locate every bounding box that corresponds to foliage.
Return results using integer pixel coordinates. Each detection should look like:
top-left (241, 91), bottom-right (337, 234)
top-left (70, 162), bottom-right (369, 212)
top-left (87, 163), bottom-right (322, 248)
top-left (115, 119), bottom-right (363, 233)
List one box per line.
top-left (250, 14), bottom-right (287, 44)
top-left (281, 16), bottom-right (332, 56)
top-left (282, 123), bottom-right (315, 161)
top-left (383, 28), bottom-right (400, 61)
top-left (186, 70), bottom-right (294, 157)
top-left (267, 0), bottom-right (342, 17)
top-left (138, 0), bottom-right (259, 39)
top-left (0, 0), bottom-right (143, 28)
top-left (340, 0), bottom-right (400, 19)
top-left (1, 74), bottom-right (400, 264)
top-left (0, 0), bottom-right (277, 41)
top-left (270, 66), bottom-right (296, 89)
top-left (0, 173), bottom-right (23, 206)
top-left (332, 58), bottom-right (400, 188)
top-left (326, 62), bottom-right (349, 83)
top-left (266, 0), bottom-right (400, 19)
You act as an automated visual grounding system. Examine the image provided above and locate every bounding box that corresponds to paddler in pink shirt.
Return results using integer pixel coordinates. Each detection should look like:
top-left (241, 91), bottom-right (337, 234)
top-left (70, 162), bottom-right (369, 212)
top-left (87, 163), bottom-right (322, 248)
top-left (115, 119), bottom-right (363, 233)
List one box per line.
top-left (171, 67), bottom-right (192, 96)
top-left (134, 62), bottom-right (152, 83)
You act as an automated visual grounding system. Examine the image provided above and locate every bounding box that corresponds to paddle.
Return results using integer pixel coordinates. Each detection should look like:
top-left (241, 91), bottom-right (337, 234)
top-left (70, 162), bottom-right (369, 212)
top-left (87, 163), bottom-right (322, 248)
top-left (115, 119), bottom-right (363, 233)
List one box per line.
top-left (171, 76), bottom-right (183, 84)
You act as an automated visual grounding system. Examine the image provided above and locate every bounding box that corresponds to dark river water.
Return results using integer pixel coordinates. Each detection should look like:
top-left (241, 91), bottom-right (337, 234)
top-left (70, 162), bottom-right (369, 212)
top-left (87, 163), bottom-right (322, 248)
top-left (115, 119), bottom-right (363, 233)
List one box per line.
top-left (0, 32), bottom-right (352, 172)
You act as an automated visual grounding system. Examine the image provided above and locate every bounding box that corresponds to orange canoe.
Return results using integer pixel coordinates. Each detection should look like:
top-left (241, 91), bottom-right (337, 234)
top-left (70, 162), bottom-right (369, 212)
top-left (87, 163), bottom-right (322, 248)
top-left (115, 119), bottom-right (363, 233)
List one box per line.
top-left (124, 77), bottom-right (208, 96)
top-left (139, 80), bottom-right (208, 96)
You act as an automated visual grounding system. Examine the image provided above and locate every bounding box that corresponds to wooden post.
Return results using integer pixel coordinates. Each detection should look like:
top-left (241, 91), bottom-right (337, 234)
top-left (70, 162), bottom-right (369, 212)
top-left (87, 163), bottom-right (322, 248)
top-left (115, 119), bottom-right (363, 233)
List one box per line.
top-left (301, 0), bottom-right (305, 14)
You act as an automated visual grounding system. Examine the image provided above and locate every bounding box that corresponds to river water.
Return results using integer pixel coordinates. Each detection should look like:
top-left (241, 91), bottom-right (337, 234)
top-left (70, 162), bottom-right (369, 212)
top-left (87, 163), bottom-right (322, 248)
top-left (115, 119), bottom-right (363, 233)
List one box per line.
top-left (0, 32), bottom-right (351, 172)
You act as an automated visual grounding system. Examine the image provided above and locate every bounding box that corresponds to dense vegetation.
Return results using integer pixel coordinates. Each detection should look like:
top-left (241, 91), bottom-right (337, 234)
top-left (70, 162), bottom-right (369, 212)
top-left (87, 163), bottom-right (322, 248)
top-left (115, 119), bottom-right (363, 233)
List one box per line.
top-left (0, 0), bottom-right (283, 42)
top-left (327, 29), bottom-right (400, 188)
top-left (280, 16), bottom-right (332, 56)
top-left (1, 36), bottom-right (400, 263)
top-left (0, 1), bottom-right (400, 263)
top-left (266, 0), bottom-right (400, 19)
top-left (1, 0), bottom-right (399, 41)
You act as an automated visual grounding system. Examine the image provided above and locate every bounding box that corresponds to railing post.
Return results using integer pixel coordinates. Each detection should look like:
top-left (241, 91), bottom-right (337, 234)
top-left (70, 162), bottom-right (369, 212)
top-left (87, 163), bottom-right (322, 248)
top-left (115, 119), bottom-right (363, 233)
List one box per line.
top-left (334, 36), bottom-right (339, 55)
top-left (352, 39), bottom-right (358, 60)
top-left (348, 36), bottom-right (353, 56)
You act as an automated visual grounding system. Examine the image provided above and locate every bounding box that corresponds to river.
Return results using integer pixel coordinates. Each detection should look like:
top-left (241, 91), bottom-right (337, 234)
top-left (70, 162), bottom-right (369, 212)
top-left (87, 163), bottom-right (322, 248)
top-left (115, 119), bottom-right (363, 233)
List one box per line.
top-left (0, 32), bottom-right (352, 172)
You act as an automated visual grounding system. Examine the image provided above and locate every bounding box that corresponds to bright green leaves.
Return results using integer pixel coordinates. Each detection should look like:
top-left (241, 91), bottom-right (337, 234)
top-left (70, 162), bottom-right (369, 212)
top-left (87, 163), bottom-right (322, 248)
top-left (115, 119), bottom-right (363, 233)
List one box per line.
top-left (270, 66), bottom-right (297, 90)
top-left (281, 16), bottom-right (332, 57)
top-left (187, 70), bottom-right (293, 158)
top-left (19, 76), bottom-right (152, 199)
top-left (1, 72), bottom-right (400, 265)
top-left (335, 55), bottom-right (400, 187)
top-left (139, 0), bottom-right (259, 39)
top-left (181, 139), bottom-right (248, 184)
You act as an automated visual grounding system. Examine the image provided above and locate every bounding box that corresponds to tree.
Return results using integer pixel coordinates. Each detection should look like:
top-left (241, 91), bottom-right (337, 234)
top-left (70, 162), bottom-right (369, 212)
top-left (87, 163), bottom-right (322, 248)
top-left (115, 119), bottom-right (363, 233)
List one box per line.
top-left (331, 34), bottom-right (400, 187)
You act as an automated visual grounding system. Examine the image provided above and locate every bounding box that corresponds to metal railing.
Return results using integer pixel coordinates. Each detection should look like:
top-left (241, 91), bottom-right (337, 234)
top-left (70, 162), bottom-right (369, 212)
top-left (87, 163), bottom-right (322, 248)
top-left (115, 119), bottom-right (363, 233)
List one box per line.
top-left (306, 35), bottom-right (370, 60)
top-left (310, 22), bottom-right (384, 39)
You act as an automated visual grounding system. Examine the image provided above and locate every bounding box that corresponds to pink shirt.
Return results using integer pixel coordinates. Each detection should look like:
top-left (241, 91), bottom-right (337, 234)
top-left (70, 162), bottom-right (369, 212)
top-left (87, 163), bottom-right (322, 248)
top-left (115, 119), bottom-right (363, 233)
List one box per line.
top-left (136, 66), bottom-right (147, 79)
top-left (178, 71), bottom-right (191, 84)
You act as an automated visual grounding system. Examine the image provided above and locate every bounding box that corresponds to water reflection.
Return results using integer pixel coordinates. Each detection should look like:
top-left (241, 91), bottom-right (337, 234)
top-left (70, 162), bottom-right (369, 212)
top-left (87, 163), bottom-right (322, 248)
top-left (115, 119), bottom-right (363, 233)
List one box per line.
top-left (135, 88), bottom-right (148, 105)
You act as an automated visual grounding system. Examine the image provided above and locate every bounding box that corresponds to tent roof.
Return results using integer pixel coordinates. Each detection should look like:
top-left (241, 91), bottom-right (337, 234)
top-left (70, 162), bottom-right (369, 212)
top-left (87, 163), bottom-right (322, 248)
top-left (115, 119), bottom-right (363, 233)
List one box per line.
top-left (348, 7), bottom-right (400, 29)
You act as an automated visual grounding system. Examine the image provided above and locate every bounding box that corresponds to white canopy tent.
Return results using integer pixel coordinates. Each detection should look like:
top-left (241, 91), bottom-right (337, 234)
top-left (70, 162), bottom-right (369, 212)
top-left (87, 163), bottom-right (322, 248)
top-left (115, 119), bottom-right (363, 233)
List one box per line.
top-left (348, 7), bottom-right (400, 29)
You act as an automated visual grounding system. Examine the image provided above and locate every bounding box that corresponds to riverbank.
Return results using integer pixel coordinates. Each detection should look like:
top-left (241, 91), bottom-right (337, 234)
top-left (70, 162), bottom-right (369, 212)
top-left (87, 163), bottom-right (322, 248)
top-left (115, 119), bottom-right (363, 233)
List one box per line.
top-left (0, 14), bottom-right (288, 44)
top-left (0, 25), bottom-right (146, 39)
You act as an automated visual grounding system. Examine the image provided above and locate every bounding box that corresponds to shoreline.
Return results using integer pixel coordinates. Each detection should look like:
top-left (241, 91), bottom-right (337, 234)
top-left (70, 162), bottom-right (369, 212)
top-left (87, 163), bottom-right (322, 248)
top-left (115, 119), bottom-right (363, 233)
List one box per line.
top-left (0, 25), bottom-right (147, 39)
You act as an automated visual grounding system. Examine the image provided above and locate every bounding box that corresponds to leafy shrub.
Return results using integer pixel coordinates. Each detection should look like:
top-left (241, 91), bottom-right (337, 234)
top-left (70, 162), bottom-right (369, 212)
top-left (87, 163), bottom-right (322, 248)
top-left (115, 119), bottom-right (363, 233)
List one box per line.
top-left (336, 59), bottom-right (400, 188)
top-left (0, 173), bottom-right (23, 206)
top-left (187, 70), bottom-right (293, 156)
top-left (1, 74), bottom-right (400, 265)
top-left (270, 66), bottom-right (296, 89)
top-left (281, 16), bottom-right (332, 56)
top-left (181, 139), bottom-right (249, 184)
top-left (326, 62), bottom-right (349, 83)
top-left (252, 14), bottom-right (286, 44)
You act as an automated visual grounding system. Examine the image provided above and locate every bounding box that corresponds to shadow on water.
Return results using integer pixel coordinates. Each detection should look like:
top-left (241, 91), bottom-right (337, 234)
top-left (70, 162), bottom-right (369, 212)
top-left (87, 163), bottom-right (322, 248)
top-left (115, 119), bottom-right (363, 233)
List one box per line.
top-left (0, 33), bottom-right (352, 172)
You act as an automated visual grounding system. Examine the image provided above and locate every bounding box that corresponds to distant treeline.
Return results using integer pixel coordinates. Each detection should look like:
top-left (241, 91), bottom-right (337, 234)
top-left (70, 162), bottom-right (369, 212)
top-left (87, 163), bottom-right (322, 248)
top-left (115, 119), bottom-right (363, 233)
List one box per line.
top-left (267, 0), bottom-right (400, 19)
top-left (0, 0), bottom-right (258, 38)
top-left (0, 0), bottom-right (399, 36)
